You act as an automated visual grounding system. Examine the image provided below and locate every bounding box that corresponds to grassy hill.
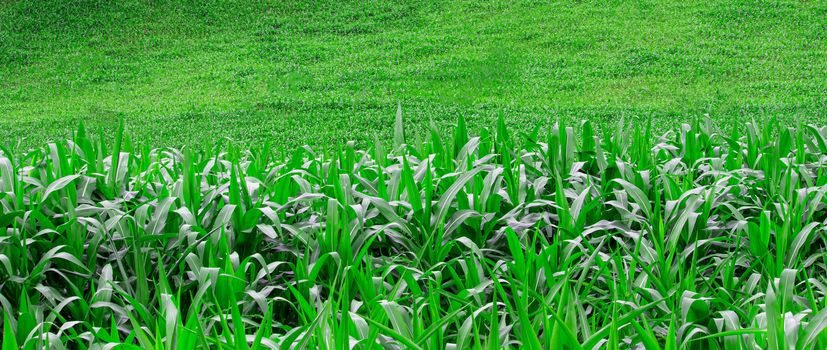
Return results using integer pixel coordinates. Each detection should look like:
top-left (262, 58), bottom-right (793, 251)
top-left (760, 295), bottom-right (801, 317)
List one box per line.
top-left (1, 0), bottom-right (826, 149)
top-left (4, 2), bottom-right (827, 348)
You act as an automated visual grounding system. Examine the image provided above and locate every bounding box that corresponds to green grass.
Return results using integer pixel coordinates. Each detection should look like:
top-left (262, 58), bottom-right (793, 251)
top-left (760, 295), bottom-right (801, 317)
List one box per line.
top-left (4, 1), bottom-right (827, 348)
top-left (2, 0), bottom-right (827, 149)
top-left (1, 116), bottom-right (827, 348)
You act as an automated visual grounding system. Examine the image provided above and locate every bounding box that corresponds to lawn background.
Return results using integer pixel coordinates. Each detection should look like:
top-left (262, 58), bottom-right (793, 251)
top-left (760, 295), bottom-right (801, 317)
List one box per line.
top-left (1, 0), bottom-right (825, 149)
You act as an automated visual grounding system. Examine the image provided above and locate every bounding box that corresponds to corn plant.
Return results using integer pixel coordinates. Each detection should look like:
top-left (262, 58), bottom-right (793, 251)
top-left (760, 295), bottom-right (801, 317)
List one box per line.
top-left (1, 115), bottom-right (827, 349)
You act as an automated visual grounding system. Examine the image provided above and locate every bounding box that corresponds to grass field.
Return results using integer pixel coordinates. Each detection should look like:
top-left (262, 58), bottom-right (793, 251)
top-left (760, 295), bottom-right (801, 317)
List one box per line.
top-left (2, 0), bottom-right (827, 149)
top-left (3, 1), bottom-right (827, 349)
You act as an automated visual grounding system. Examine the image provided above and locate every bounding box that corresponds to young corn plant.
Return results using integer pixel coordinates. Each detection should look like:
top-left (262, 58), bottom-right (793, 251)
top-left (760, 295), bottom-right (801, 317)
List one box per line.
top-left (1, 115), bottom-right (826, 349)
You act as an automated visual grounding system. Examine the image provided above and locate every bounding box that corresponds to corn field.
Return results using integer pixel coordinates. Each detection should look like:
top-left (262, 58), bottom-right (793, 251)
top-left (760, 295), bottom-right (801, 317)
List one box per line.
top-left (1, 114), bottom-right (827, 349)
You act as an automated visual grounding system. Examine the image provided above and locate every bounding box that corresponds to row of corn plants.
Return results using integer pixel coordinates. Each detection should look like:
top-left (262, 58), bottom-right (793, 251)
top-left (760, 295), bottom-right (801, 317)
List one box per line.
top-left (1, 113), bottom-right (827, 349)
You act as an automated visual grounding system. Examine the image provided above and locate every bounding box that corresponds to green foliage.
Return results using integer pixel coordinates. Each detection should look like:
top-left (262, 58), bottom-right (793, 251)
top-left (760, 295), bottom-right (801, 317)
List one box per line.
top-left (2, 0), bottom-right (827, 148)
top-left (1, 117), bottom-right (827, 349)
